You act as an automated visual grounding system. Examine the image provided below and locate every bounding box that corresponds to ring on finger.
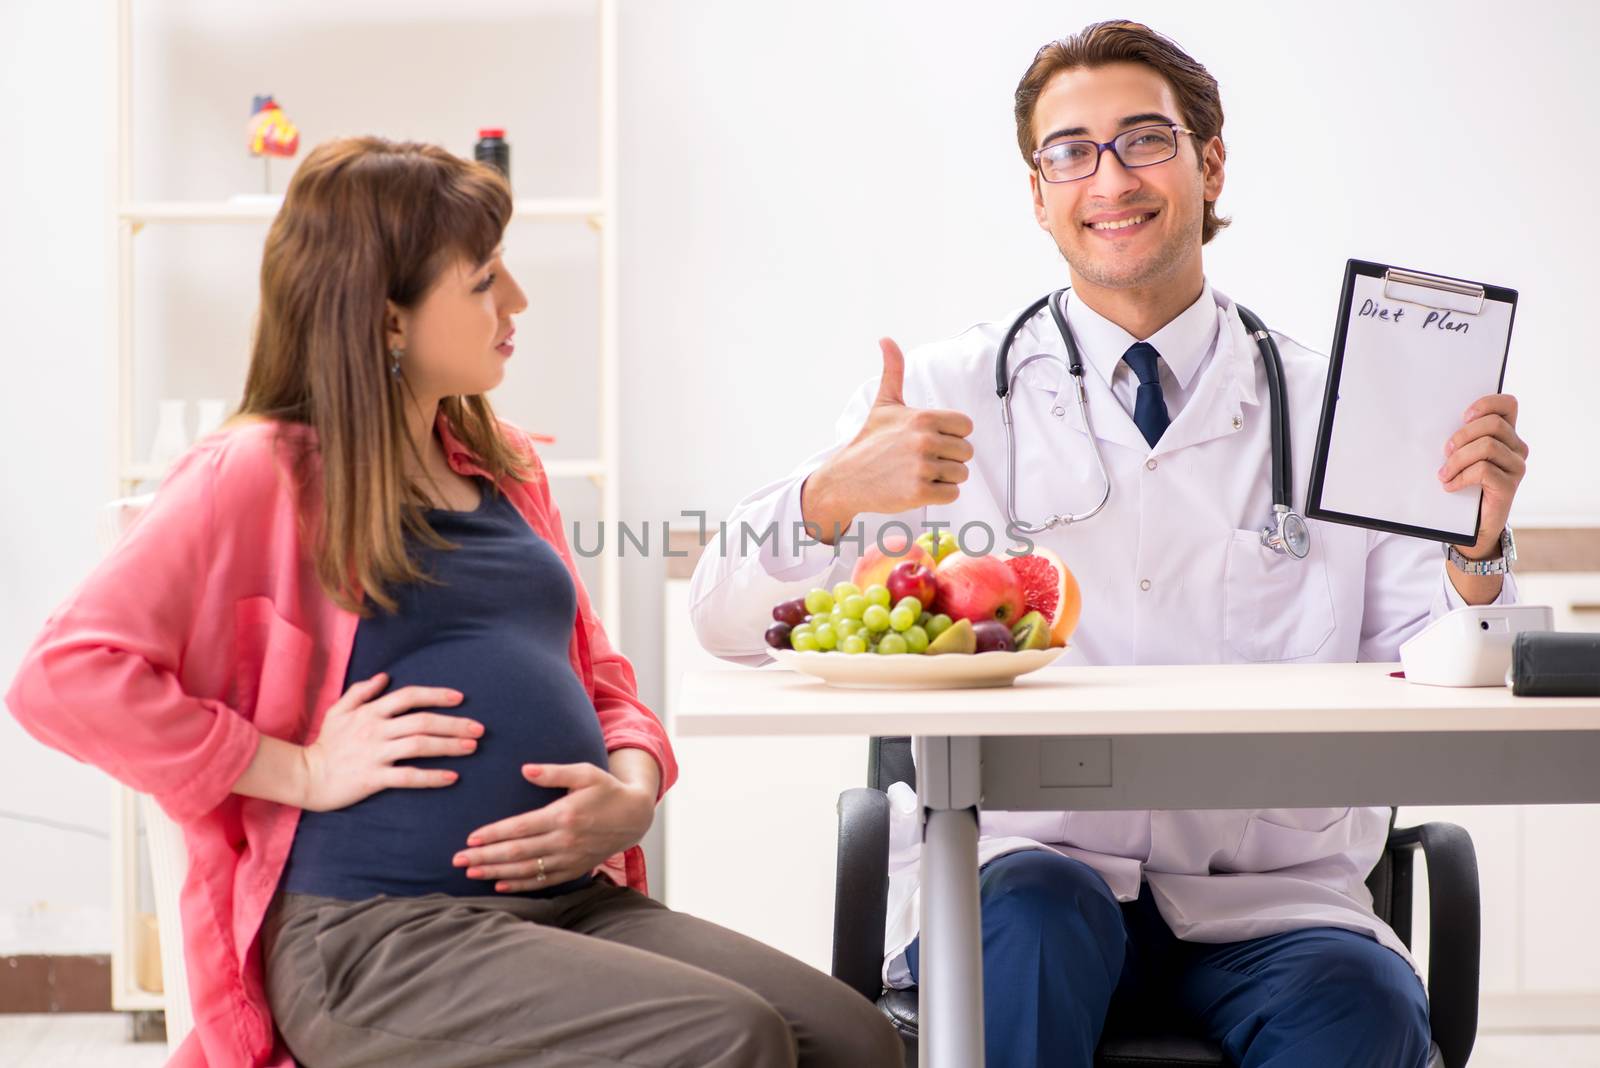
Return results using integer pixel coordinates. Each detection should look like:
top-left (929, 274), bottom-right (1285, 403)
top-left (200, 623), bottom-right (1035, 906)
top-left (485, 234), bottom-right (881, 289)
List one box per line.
top-left (535, 856), bottom-right (547, 883)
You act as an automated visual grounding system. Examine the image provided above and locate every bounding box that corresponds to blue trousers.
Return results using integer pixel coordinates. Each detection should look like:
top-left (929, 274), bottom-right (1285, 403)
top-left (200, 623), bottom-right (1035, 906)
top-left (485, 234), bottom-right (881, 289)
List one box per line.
top-left (905, 850), bottom-right (1431, 1068)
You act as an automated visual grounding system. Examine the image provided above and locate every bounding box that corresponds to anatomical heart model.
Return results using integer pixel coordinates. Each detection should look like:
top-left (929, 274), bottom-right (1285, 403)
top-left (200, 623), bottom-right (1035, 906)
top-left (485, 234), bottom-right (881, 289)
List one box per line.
top-left (247, 94), bottom-right (300, 193)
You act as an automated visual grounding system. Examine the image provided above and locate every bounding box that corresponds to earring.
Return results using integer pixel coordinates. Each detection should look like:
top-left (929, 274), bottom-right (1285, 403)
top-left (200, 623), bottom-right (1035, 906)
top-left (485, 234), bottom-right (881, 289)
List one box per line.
top-left (389, 346), bottom-right (404, 377)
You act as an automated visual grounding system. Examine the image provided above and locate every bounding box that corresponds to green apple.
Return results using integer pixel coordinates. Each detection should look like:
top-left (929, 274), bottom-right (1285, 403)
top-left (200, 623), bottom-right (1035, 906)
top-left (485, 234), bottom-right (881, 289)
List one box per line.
top-left (914, 530), bottom-right (959, 564)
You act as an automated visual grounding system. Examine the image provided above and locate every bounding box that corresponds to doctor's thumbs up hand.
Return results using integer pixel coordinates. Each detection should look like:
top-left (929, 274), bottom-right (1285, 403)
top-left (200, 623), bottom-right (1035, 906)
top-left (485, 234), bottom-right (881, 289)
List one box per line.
top-left (1440, 392), bottom-right (1528, 558)
top-left (799, 338), bottom-right (975, 545)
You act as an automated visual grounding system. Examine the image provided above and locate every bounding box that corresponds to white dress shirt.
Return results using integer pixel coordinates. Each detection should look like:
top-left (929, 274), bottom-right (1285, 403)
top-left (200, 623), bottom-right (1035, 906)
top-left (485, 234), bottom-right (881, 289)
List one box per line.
top-left (1073, 282), bottom-right (1220, 425)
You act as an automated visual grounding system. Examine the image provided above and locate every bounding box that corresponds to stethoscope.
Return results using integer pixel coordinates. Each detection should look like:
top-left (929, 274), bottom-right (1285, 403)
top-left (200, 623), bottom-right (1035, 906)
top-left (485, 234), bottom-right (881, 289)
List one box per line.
top-left (995, 289), bottom-right (1310, 559)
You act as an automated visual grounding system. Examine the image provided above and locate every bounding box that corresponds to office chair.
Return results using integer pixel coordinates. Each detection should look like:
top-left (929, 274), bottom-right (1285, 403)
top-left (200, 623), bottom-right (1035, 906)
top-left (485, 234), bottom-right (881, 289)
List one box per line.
top-left (833, 736), bottom-right (1480, 1068)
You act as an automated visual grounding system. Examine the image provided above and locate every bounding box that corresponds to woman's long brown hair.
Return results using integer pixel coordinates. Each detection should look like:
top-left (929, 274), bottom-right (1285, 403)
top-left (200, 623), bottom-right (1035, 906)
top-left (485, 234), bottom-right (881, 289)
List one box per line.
top-left (233, 136), bottom-right (536, 616)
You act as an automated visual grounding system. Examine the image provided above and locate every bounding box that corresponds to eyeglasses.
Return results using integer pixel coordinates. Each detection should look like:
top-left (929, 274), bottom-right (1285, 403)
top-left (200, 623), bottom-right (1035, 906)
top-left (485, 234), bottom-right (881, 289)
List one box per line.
top-left (1032, 123), bottom-right (1194, 184)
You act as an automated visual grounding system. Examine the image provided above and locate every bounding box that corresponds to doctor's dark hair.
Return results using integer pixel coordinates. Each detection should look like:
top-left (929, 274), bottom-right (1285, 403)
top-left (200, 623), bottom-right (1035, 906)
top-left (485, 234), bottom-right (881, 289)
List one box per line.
top-left (234, 136), bottom-right (536, 616)
top-left (1015, 20), bottom-right (1232, 244)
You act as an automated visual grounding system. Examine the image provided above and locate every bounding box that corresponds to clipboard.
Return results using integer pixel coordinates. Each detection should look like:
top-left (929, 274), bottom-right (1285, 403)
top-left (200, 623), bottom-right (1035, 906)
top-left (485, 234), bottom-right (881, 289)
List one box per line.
top-left (1305, 258), bottom-right (1518, 546)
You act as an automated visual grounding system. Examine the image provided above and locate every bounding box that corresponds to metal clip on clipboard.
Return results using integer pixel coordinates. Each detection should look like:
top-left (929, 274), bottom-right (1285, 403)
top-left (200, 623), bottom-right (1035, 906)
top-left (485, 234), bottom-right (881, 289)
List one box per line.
top-left (1382, 267), bottom-right (1487, 315)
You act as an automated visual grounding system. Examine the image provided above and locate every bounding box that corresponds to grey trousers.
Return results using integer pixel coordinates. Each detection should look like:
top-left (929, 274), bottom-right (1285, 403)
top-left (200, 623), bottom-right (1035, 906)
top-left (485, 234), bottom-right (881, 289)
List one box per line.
top-left (262, 883), bottom-right (902, 1068)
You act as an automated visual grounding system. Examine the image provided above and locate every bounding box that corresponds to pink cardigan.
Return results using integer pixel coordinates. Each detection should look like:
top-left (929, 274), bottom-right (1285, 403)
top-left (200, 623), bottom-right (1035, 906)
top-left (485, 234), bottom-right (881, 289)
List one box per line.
top-left (5, 413), bottom-right (678, 1067)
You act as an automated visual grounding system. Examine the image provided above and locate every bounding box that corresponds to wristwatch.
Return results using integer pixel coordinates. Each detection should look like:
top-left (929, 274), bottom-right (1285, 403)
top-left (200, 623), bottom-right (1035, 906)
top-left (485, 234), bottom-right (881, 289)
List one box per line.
top-left (1444, 526), bottom-right (1517, 575)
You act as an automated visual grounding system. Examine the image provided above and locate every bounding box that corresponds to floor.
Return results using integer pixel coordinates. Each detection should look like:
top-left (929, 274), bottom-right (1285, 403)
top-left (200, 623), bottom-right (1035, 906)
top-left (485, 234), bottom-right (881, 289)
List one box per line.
top-left (0, 1015), bottom-right (168, 1068)
top-left (1, 1014), bottom-right (1598, 1067)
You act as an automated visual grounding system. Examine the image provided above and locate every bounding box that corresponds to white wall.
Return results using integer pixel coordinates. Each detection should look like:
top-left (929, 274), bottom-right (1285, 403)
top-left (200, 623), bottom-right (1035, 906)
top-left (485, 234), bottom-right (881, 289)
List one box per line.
top-left (617, 0), bottom-right (1598, 533)
top-left (1, 0), bottom-right (121, 952)
top-left (4, 0), bottom-right (1598, 954)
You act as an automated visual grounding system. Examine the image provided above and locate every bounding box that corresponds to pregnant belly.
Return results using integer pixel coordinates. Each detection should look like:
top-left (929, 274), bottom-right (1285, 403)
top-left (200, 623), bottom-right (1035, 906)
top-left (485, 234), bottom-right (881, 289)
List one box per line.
top-left (285, 644), bottom-right (609, 899)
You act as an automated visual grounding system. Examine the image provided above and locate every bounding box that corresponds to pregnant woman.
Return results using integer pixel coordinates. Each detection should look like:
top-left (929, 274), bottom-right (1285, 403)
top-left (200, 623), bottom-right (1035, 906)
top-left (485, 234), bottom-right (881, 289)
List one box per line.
top-left (6, 137), bottom-right (898, 1068)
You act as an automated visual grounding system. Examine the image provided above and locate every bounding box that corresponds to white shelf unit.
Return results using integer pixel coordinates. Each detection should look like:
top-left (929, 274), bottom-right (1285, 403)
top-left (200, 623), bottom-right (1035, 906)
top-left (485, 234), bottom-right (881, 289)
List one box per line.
top-left (107, 0), bottom-right (623, 1016)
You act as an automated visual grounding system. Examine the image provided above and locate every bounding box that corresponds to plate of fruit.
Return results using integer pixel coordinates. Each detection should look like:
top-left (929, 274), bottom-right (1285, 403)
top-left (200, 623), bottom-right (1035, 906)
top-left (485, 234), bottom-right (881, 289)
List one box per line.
top-left (765, 531), bottom-right (1080, 689)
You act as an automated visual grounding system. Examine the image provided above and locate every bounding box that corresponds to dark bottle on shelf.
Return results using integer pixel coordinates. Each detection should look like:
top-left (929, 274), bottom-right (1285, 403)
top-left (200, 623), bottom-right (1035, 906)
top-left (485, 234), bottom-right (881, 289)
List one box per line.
top-left (474, 128), bottom-right (510, 184)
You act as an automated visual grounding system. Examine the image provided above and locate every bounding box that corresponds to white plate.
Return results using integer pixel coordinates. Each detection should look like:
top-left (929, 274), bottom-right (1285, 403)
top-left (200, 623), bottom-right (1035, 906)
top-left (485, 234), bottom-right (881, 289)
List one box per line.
top-left (770, 647), bottom-right (1065, 689)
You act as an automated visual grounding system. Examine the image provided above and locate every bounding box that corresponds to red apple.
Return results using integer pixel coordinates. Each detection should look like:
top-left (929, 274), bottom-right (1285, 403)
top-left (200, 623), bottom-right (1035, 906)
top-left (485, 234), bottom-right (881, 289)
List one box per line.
top-left (887, 560), bottom-right (938, 608)
top-left (851, 534), bottom-right (936, 592)
top-left (932, 553), bottom-right (1025, 625)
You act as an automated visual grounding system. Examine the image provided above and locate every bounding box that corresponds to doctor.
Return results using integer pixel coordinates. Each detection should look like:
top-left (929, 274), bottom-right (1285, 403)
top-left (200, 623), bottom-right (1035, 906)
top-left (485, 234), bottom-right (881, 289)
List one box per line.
top-left (690, 19), bottom-right (1529, 1068)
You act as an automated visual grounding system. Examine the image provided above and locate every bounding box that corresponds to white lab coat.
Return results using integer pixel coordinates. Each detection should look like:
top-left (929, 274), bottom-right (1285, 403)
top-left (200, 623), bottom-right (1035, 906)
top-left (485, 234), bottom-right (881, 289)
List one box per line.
top-left (687, 285), bottom-right (1512, 985)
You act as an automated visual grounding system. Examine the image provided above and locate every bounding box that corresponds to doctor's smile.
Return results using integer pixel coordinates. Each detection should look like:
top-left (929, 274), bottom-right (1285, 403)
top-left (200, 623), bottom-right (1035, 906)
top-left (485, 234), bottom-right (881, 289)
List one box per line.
top-left (1084, 208), bottom-right (1159, 234)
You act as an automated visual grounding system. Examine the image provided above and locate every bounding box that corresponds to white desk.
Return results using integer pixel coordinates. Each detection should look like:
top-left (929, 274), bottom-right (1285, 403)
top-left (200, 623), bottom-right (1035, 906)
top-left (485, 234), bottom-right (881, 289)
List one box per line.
top-left (676, 662), bottom-right (1600, 1068)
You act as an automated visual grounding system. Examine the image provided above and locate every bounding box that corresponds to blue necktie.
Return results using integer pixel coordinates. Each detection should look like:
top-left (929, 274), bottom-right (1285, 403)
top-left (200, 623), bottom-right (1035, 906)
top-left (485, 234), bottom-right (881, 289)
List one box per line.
top-left (1122, 341), bottom-right (1170, 448)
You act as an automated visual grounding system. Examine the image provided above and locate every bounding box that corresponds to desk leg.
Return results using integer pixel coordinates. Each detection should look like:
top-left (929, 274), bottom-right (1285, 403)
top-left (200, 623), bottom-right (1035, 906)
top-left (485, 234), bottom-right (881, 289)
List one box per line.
top-left (916, 735), bottom-right (984, 1068)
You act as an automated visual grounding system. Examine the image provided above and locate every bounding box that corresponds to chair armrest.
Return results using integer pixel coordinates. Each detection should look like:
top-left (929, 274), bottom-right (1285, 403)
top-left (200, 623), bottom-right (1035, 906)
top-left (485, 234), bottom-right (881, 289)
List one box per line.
top-left (1387, 821), bottom-right (1479, 1068)
top-left (833, 787), bottom-right (891, 1001)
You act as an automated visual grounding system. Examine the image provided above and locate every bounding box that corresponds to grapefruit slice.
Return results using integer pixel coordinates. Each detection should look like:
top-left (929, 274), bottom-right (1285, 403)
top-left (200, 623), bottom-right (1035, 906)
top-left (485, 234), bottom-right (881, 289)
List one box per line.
top-left (1004, 548), bottom-right (1080, 647)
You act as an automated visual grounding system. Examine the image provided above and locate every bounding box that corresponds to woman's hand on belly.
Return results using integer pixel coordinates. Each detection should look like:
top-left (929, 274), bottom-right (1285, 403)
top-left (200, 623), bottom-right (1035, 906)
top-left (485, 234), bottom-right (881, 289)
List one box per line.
top-left (451, 760), bottom-right (656, 892)
top-left (301, 673), bottom-right (484, 812)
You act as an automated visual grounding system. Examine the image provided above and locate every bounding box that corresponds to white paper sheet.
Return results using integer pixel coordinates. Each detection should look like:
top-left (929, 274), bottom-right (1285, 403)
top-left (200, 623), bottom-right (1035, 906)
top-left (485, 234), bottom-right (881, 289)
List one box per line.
top-left (1318, 271), bottom-right (1513, 540)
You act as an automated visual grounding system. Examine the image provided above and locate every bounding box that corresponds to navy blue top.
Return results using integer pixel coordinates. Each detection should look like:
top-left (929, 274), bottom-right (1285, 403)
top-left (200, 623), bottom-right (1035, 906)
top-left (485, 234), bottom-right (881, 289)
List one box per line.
top-left (282, 478), bottom-right (608, 900)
